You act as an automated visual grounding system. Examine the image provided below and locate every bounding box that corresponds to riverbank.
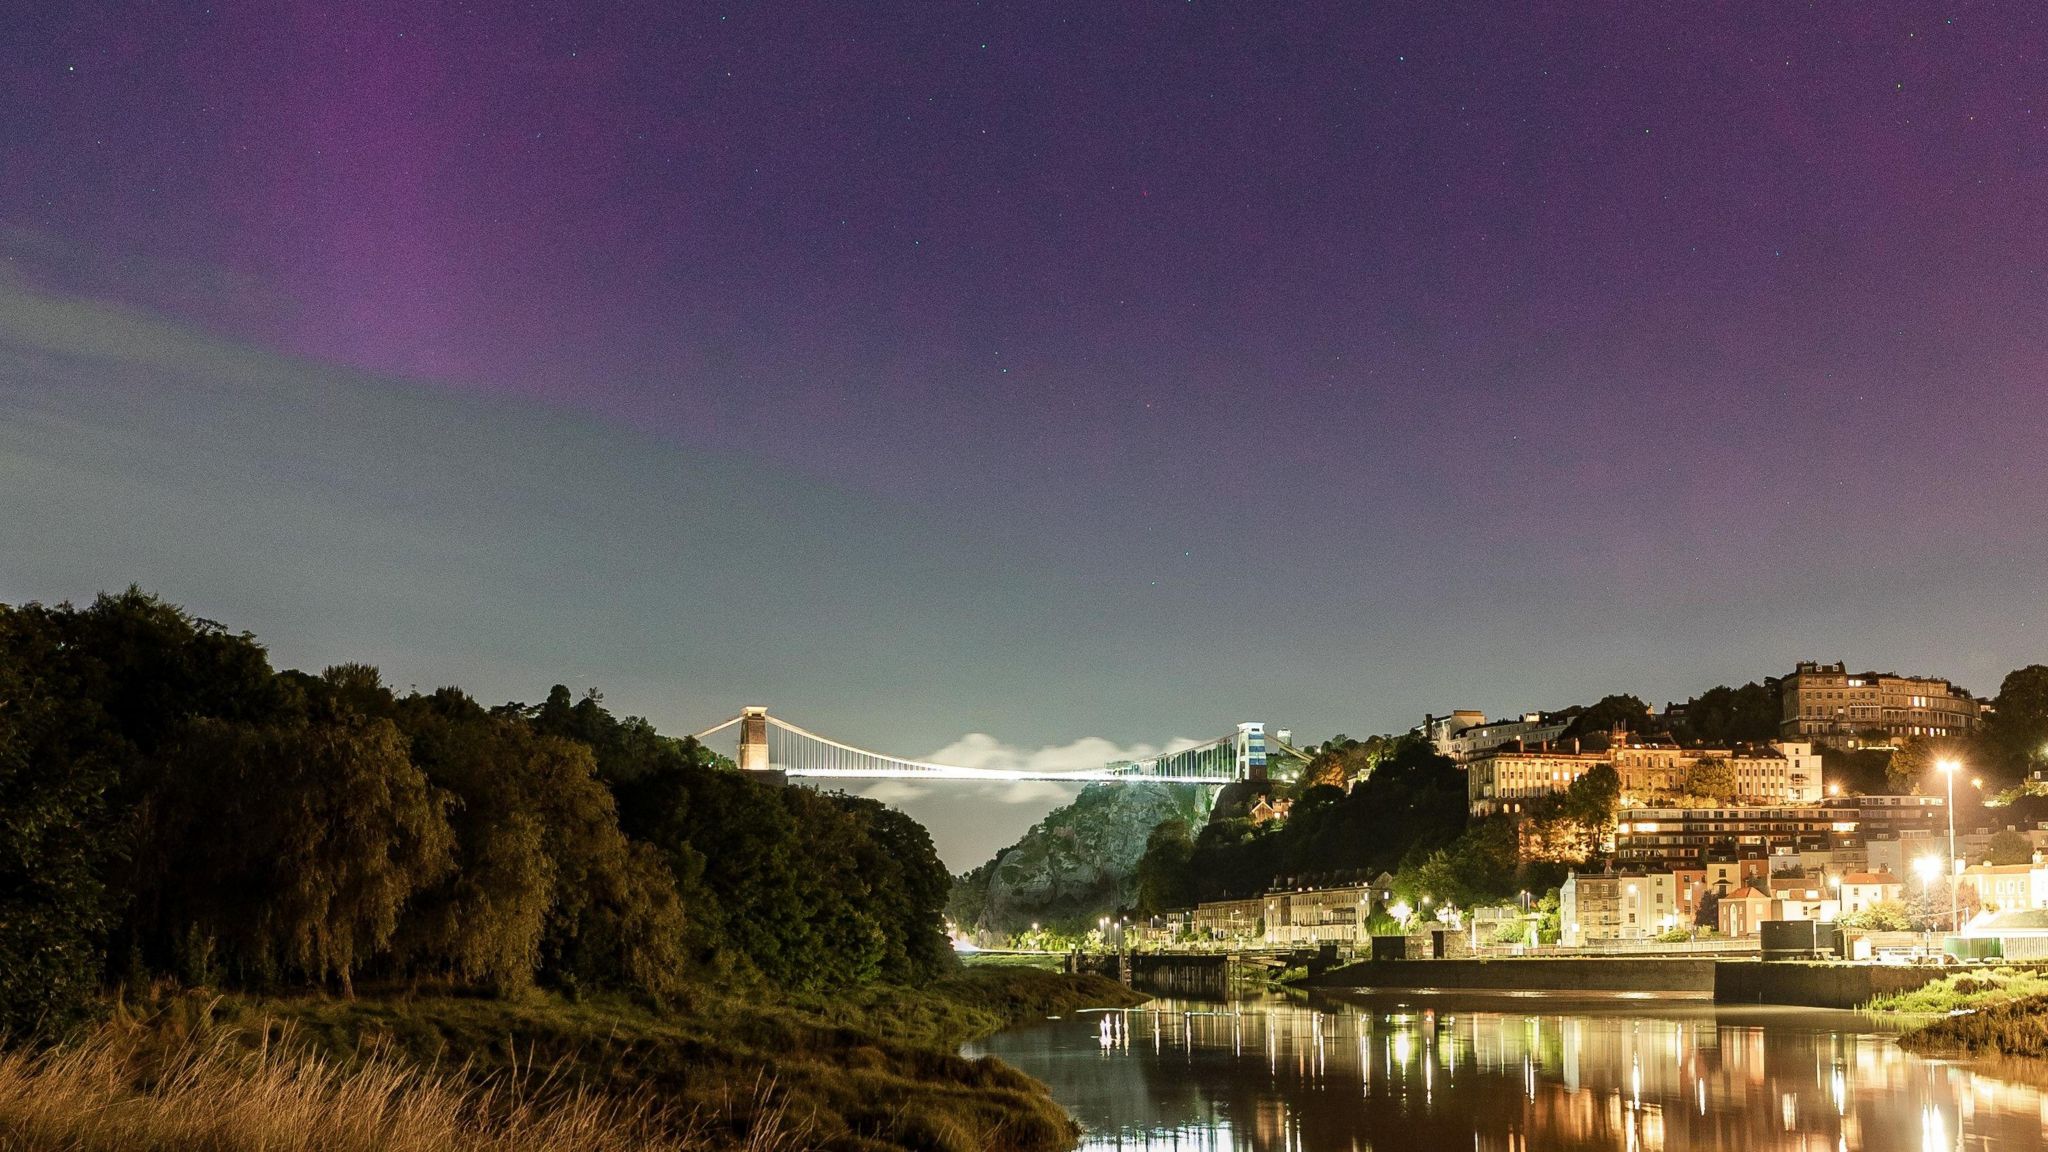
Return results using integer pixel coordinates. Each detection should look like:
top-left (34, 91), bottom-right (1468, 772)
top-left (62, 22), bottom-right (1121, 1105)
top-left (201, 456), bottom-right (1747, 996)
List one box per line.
top-left (14, 967), bottom-right (1144, 1152)
top-left (1859, 968), bottom-right (2048, 1059)
top-left (1895, 995), bottom-right (2048, 1058)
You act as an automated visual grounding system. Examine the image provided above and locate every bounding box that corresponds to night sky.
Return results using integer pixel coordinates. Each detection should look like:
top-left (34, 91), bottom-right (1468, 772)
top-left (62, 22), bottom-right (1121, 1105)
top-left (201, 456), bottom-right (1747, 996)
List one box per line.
top-left (4, 4), bottom-right (2046, 866)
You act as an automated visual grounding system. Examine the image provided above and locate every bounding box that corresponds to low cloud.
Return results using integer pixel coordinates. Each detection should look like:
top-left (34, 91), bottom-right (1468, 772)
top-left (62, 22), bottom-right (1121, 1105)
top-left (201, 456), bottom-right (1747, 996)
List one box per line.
top-left (924, 732), bottom-right (1202, 775)
top-left (858, 780), bottom-right (934, 805)
top-left (856, 731), bottom-right (1205, 812)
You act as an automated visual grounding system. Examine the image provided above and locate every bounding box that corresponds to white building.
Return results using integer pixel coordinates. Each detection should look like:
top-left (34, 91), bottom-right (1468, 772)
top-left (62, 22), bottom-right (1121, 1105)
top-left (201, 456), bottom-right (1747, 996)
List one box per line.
top-left (1428, 711), bottom-right (1573, 763)
top-left (1836, 870), bottom-right (1904, 915)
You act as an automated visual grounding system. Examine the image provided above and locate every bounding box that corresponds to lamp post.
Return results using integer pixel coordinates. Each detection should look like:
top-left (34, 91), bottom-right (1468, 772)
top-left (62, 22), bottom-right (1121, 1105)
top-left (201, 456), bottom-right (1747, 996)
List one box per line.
top-left (1937, 758), bottom-right (1960, 933)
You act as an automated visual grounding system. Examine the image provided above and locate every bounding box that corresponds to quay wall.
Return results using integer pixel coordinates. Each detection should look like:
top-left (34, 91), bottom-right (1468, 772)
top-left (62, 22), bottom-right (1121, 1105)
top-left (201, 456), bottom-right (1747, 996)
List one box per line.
top-left (1302, 958), bottom-right (1716, 994)
top-left (1303, 957), bottom-right (1967, 1008)
top-left (1129, 953), bottom-right (1234, 998)
top-left (1712, 961), bottom-right (1950, 1009)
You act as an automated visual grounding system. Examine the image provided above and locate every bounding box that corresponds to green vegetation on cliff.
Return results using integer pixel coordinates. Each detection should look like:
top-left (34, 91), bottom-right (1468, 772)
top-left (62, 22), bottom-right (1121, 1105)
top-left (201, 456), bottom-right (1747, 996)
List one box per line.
top-left (1131, 734), bottom-right (1613, 919)
top-left (948, 783), bottom-right (1213, 937)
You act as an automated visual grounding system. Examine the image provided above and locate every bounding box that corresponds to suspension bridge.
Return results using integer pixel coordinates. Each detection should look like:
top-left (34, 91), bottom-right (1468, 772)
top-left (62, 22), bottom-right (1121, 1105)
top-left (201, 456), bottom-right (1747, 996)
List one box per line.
top-left (690, 707), bottom-right (1308, 784)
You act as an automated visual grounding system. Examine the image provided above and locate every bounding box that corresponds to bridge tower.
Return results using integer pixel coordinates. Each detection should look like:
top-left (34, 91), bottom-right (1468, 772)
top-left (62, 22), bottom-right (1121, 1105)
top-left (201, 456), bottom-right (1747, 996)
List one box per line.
top-left (738, 706), bottom-right (771, 773)
top-left (1236, 722), bottom-right (1268, 783)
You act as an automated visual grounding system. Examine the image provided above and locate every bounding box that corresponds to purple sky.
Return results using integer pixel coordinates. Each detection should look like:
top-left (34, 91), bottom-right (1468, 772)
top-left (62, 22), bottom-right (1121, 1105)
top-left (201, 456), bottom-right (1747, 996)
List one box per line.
top-left (5, 3), bottom-right (2047, 864)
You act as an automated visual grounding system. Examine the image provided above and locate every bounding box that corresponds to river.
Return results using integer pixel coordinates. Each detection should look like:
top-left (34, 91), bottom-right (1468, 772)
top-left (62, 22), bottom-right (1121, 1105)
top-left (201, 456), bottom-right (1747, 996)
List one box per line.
top-left (965, 991), bottom-right (2048, 1150)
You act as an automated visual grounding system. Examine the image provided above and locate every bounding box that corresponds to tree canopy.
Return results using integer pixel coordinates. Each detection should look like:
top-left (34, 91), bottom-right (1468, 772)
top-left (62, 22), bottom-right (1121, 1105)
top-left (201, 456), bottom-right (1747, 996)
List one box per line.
top-left (1674, 682), bottom-right (1780, 746)
top-left (1983, 666), bottom-right (2048, 781)
top-left (0, 590), bottom-right (955, 1035)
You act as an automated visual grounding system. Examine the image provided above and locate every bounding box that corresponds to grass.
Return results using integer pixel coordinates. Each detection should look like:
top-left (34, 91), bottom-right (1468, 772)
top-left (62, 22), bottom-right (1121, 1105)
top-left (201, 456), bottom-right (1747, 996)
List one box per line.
top-left (1863, 966), bottom-right (2048, 1014)
top-left (0, 1024), bottom-right (760, 1152)
top-left (954, 952), bottom-right (1066, 972)
top-left (60, 967), bottom-right (1145, 1152)
top-left (1896, 994), bottom-right (2048, 1058)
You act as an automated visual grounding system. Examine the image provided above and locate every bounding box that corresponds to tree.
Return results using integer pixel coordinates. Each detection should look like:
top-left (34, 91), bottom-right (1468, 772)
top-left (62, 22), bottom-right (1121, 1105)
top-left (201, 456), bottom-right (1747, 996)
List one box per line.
top-left (0, 606), bottom-right (116, 1038)
top-left (1983, 666), bottom-right (2048, 782)
top-left (1134, 819), bottom-right (1196, 915)
top-left (1819, 746), bottom-right (1891, 796)
top-left (1986, 829), bottom-right (2035, 867)
top-left (1683, 757), bottom-right (1739, 802)
top-left (1904, 879), bottom-right (1979, 930)
top-left (1694, 888), bottom-right (1720, 930)
top-left (1839, 899), bottom-right (1912, 932)
top-left (395, 691), bottom-right (560, 993)
top-left (841, 798), bottom-right (952, 983)
top-left (1294, 737), bottom-right (1391, 793)
top-left (1888, 735), bottom-right (1973, 794)
top-left (1562, 764), bottom-right (1620, 829)
top-left (1678, 683), bottom-right (1780, 746)
top-left (1562, 696), bottom-right (1657, 748)
top-left (139, 715), bottom-right (455, 995)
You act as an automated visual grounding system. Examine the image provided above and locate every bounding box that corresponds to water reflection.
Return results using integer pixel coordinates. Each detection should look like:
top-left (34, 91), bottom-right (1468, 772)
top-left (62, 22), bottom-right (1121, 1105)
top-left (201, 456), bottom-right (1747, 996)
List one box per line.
top-left (966, 994), bottom-right (2048, 1151)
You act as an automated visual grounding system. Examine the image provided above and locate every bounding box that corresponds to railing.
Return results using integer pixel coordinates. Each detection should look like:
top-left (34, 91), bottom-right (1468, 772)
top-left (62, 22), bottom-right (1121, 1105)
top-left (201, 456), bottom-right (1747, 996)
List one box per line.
top-left (1125, 936), bottom-right (1762, 959)
top-left (1473, 938), bottom-right (1761, 957)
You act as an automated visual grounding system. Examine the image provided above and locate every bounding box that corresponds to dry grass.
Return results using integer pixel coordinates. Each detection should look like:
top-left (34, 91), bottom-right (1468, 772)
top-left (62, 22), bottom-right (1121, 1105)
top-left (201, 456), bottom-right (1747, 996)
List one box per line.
top-left (0, 969), bottom-right (1140, 1152)
top-left (0, 1023), bottom-right (813, 1152)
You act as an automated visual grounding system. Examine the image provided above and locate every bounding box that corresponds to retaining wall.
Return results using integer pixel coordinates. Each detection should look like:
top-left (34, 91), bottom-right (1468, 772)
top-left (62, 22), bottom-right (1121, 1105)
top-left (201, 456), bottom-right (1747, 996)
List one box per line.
top-left (1301, 957), bottom-right (1717, 994)
top-left (1129, 953), bottom-right (1234, 998)
top-left (1302, 956), bottom-right (1973, 1009)
top-left (1712, 961), bottom-right (1950, 1009)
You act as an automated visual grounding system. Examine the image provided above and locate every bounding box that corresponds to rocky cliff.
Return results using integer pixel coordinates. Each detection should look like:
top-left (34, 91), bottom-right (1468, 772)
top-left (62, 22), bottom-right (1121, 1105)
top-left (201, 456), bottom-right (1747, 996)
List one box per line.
top-left (949, 783), bottom-right (1214, 937)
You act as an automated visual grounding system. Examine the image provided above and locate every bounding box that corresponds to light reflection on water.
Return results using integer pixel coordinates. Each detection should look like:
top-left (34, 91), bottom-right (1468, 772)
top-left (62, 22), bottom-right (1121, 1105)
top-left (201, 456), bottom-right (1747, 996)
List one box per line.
top-left (964, 994), bottom-right (2048, 1151)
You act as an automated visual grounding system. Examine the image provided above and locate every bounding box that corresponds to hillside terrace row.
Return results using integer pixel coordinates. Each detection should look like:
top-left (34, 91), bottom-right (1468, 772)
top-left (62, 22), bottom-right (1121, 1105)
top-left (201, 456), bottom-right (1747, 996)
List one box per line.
top-left (1160, 795), bottom-right (2048, 949)
top-left (1465, 739), bottom-right (1826, 817)
top-left (1421, 659), bottom-right (1986, 767)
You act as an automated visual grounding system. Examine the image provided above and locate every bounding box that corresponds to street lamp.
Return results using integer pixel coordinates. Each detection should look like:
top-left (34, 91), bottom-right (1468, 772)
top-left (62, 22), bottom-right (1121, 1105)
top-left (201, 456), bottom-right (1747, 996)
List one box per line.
top-left (1937, 757), bottom-right (1961, 932)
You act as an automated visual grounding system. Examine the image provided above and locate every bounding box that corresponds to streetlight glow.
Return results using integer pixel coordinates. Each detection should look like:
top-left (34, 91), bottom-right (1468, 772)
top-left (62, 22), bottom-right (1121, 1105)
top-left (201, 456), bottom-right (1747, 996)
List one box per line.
top-left (1913, 854), bottom-right (1943, 884)
top-left (1935, 757), bottom-right (1962, 931)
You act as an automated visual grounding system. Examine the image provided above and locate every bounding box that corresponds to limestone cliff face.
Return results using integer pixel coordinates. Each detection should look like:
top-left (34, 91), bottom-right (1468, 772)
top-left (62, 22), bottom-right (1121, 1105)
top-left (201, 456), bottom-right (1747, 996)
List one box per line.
top-left (951, 783), bottom-right (1214, 937)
